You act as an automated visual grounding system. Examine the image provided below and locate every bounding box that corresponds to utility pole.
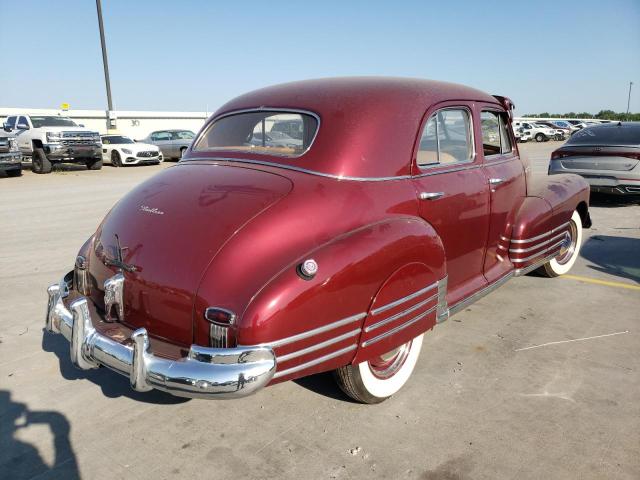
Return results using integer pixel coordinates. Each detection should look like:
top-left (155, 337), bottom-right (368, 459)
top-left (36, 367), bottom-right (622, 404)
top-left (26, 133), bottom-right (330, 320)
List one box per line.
top-left (96, 0), bottom-right (116, 130)
top-left (626, 82), bottom-right (634, 120)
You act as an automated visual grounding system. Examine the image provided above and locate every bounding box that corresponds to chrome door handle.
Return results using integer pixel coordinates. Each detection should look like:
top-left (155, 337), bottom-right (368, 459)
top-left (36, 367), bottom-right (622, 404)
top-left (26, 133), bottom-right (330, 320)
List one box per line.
top-left (419, 191), bottom-right (444, 200)
top-left (489, 178), bottom-right (505, 185)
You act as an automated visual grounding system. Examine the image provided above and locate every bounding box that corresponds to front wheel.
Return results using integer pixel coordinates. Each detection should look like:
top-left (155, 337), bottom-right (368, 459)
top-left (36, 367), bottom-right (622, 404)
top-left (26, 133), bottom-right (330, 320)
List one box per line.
top-left (535, 133), bottom-right (545, 142)
top-left (111, 150), bottom-right (122, 167)
top-left (539, 210), bottom-right (583, 277)
top-left (32, 148), bottom-right (52, 174)
top-left (179, 147), bottom-right (187, 159)
top-left (334, 334), bottom-right (424, 403)
top-left (85, 158), bottom-right (103, 170)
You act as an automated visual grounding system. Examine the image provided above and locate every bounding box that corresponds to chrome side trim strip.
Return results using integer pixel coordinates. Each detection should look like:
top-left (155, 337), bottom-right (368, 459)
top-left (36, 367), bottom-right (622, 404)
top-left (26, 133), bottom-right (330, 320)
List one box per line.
top-left (273, 344), bottom-right (357, 379)
top-left (511, 239), bottom-right (565, 264)
top-left (514, 253), bottom-right (557, 276)
top-left (436, 276), bottom-right (449, 323)
top-left (371, 281), bottom-right (438, 316)
top-left (184, 157), bottom-right (411, 182)
top-left (362, 306), bottom-right (437, 348)
top-left (277, 328), bottom-right (361, 363)
top-left (449, 272), bottom-right (514, 317)
top-left (510, 221), bottom-right (570, 244)
top-left (365, 293), bottom-right (438, 333)
top-left (509, 231), bottom-right (567, 253)
top-left (261, 312), bottom-right (366, 348)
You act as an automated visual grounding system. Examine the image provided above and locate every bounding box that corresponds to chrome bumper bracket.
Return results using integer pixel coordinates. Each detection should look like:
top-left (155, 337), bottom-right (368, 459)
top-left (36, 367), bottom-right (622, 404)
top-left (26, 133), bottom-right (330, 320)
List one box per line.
top-left (45, 274), bottom-right (276, 399)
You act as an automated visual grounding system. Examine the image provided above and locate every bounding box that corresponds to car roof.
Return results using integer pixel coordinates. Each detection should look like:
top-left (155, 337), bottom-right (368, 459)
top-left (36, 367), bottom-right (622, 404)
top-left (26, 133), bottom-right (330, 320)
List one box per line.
top-left (205, 77), bottom-right (502, 179)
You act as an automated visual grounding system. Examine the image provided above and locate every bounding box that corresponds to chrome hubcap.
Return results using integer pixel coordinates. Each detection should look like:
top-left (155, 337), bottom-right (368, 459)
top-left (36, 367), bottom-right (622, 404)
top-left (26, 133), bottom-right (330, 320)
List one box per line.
top-left (556, 220), bottom-right (578, 265)
top-left (368, 340), bottom-right (412, 379)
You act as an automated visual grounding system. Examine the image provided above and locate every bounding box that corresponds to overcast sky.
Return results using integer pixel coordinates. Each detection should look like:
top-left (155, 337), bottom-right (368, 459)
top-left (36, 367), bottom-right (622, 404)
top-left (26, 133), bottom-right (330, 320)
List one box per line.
top-left (1, 0), bottom-right (638, 115)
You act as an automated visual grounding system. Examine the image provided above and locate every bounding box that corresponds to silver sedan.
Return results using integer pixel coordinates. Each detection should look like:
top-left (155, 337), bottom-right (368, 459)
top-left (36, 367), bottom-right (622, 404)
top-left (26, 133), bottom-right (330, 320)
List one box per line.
top-left (141, 130), bottom-right (195, 160)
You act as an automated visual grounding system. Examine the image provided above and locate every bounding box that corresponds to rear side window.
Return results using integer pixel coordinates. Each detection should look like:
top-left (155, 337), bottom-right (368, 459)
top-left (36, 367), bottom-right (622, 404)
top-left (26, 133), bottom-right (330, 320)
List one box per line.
top-left (417, 108), bottom-right (473, 167)
top-left (566, 124), bottom-right (640, 146)
top-left (193, 111), bottom-right (318, 158)
top-left (481, 111), bottom-right (512, 156)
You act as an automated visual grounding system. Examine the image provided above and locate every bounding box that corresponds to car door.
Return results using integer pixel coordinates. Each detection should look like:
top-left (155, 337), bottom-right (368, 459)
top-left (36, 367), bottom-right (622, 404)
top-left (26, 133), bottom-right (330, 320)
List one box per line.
top-left (15, 116), bottom-right (32, 154)
top-left (477, 107), bottom-right (526, 283)
top-left (153, 132), bottom-right (172, 157)
top-left (411, 104), bottom-right (491, 307)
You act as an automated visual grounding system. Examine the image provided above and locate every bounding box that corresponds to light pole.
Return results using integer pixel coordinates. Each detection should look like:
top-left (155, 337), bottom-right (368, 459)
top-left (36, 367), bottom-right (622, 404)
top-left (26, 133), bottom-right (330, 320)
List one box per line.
top-left (96, 0), bottom-right (116, 130)
top-left (626, 81), bottom-right (633, 119)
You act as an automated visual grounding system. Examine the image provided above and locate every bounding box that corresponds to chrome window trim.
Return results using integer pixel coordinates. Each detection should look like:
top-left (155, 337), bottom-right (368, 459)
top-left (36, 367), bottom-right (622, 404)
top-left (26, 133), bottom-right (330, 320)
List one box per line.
top-left (255, 312), bottom-right (366, 349)
top-left (480, 109), bottom-right (506, 159)
top-left (362, 305), bottom-right (437, 348)
top-left (509, 231), bottom-right (567, 253)
top-left (365, 292), bottom-right (438, 333)
top-left (412, 163), bottom-right (480, 178)
top-left (416, 106), bottom-right (476, 171)
top-left (183, 157), bottom-right (411, 182)
top-left (277, 328), bottom-right (361, 363)
top-left (192, 107), bottom-right (321, 159)
top-left (510, 221), bottom-right (571, 244)
top-left (370, 281), bottom-right (438, 316)
top-left (273, 343), bottom-right (357, 379)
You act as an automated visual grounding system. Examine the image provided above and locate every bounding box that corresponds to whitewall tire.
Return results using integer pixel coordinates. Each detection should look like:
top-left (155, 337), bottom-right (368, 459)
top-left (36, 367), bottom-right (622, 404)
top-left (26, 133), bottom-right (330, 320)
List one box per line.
top-left (540, 210), bottom-right (583, 277)
top-left (334, 334), bottom-right (423, 403)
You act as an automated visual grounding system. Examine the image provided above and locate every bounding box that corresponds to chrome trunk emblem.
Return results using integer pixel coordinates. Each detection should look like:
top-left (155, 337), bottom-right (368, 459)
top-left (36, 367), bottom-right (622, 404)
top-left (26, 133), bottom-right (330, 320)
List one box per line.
top-left (104, 273), bottom-right (125, 322)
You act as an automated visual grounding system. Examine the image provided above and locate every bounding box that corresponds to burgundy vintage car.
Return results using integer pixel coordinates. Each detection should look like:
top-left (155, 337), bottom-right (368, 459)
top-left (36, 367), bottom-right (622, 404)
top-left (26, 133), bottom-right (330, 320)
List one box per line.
top-left (45, 78), bottom-right (591, 403)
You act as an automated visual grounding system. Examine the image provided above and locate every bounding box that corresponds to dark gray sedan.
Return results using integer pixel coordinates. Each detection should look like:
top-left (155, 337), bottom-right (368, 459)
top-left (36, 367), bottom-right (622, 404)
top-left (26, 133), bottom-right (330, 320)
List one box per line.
top-left (548, 122), bottom-right (640, 195)
top-left (142, 130), bottom-right (195, 160)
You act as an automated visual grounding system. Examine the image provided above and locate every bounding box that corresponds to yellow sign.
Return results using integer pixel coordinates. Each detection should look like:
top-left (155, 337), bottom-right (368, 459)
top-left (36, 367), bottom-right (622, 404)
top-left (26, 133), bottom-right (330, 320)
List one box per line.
top-left (60, 103), bottom-right (70, 111)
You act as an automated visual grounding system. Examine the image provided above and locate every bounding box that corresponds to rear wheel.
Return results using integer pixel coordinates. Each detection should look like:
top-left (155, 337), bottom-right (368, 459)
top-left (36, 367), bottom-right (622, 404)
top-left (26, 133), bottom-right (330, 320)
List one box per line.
top-left (539, 210), bottom-right (583, 277)
top-left (6, 168), bottom-right (22, 177)
top-left (31, 148), bottom-right (52, 174)
top-left (334, 334), bottom-right (424, 404)
top-left (111, 150), bottom-right (122, 167)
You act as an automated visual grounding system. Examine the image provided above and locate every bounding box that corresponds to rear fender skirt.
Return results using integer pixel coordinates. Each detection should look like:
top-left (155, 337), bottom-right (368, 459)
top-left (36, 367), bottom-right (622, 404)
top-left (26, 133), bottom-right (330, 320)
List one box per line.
top-left (238, 217), bottom-right (446, 383)
top-left (352, 263), bottom-right (448, 365)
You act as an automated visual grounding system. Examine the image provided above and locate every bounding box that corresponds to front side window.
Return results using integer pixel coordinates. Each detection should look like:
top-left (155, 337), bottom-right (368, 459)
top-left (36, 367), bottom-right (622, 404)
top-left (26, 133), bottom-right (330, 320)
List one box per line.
top-left (417, 108), bottom-right (473, 167)
top-left (482, 111), bottom-right (512, 156)
top-left (102, 135), bottom-right (134, 145)
top-left (152, 132), bottom-right (171, 141)
top-left (193, 111), bottom-right (318, 158)
top-left (6, 116), bottom-right (16, 129)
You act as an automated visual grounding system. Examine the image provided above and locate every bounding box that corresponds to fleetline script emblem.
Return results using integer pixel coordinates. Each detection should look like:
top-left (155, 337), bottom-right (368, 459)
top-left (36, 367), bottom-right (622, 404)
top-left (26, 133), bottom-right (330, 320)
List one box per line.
top-left (103, 234), bottom-right (136, 322)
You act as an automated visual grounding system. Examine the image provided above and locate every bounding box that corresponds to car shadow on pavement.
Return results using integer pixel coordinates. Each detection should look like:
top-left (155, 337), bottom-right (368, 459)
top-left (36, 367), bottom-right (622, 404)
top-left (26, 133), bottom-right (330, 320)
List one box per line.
top-left (293, 372), bottom-right (359, 403)
top-left (41, 331), bottom-right (189, 405)
top-left (581, 235), bottom-right (640, 284)
top-left (0, 390), bottom-right (80, 480)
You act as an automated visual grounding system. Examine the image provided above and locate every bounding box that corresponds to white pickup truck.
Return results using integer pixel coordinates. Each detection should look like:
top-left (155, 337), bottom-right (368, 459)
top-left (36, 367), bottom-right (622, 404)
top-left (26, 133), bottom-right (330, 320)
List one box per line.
top-left (3, 114), bottom-right (102, 173)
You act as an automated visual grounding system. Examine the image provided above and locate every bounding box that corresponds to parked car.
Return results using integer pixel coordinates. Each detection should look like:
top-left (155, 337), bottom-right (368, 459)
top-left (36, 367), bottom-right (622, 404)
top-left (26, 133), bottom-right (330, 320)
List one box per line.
top-left (567, 120), bottom-right (589, 130)
top-left (536, 121), bottom-right (570, 140)
top-left (45, 78), bottom-right (591, 403)
top-left (3, 115), bottom-right (102, 173)
top-left (142, 129), bottom-right (195, 160)
top-left (549, 122), bottom-right (640, 195)
top-left (101, 135), bottom-right (162, 166)
top-left (550, 120), bottom-right (579, 135)
top-left (514, 121), bottom-right (556, 142)
top-left (0, 134), bottom-right (22, 177)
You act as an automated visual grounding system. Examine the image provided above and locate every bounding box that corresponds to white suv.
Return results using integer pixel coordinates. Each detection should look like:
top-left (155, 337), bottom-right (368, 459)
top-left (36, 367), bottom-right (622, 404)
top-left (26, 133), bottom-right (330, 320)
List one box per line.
top-left (513, 121), bottom-right (556, 143)
top-left (3, 115), bottom-right (102, 174)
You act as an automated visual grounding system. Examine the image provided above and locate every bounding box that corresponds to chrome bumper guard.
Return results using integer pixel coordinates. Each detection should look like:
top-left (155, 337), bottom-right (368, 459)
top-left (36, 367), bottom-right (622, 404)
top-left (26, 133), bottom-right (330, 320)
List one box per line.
top-left (45, 275), bottom-right (276, 399)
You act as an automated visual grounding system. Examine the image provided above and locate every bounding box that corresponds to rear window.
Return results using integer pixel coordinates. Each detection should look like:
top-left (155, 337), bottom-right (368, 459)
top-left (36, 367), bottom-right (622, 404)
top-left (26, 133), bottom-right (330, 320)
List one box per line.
top-left (193, 111), bottom-right (318, 157)
top-left (566, 124), bottom-right (640, 146)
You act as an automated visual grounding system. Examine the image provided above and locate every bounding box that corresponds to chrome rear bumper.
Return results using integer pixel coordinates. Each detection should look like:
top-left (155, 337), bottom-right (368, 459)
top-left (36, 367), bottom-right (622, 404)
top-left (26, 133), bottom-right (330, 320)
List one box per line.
top-left (45, 274), bottom-right (276, 399)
